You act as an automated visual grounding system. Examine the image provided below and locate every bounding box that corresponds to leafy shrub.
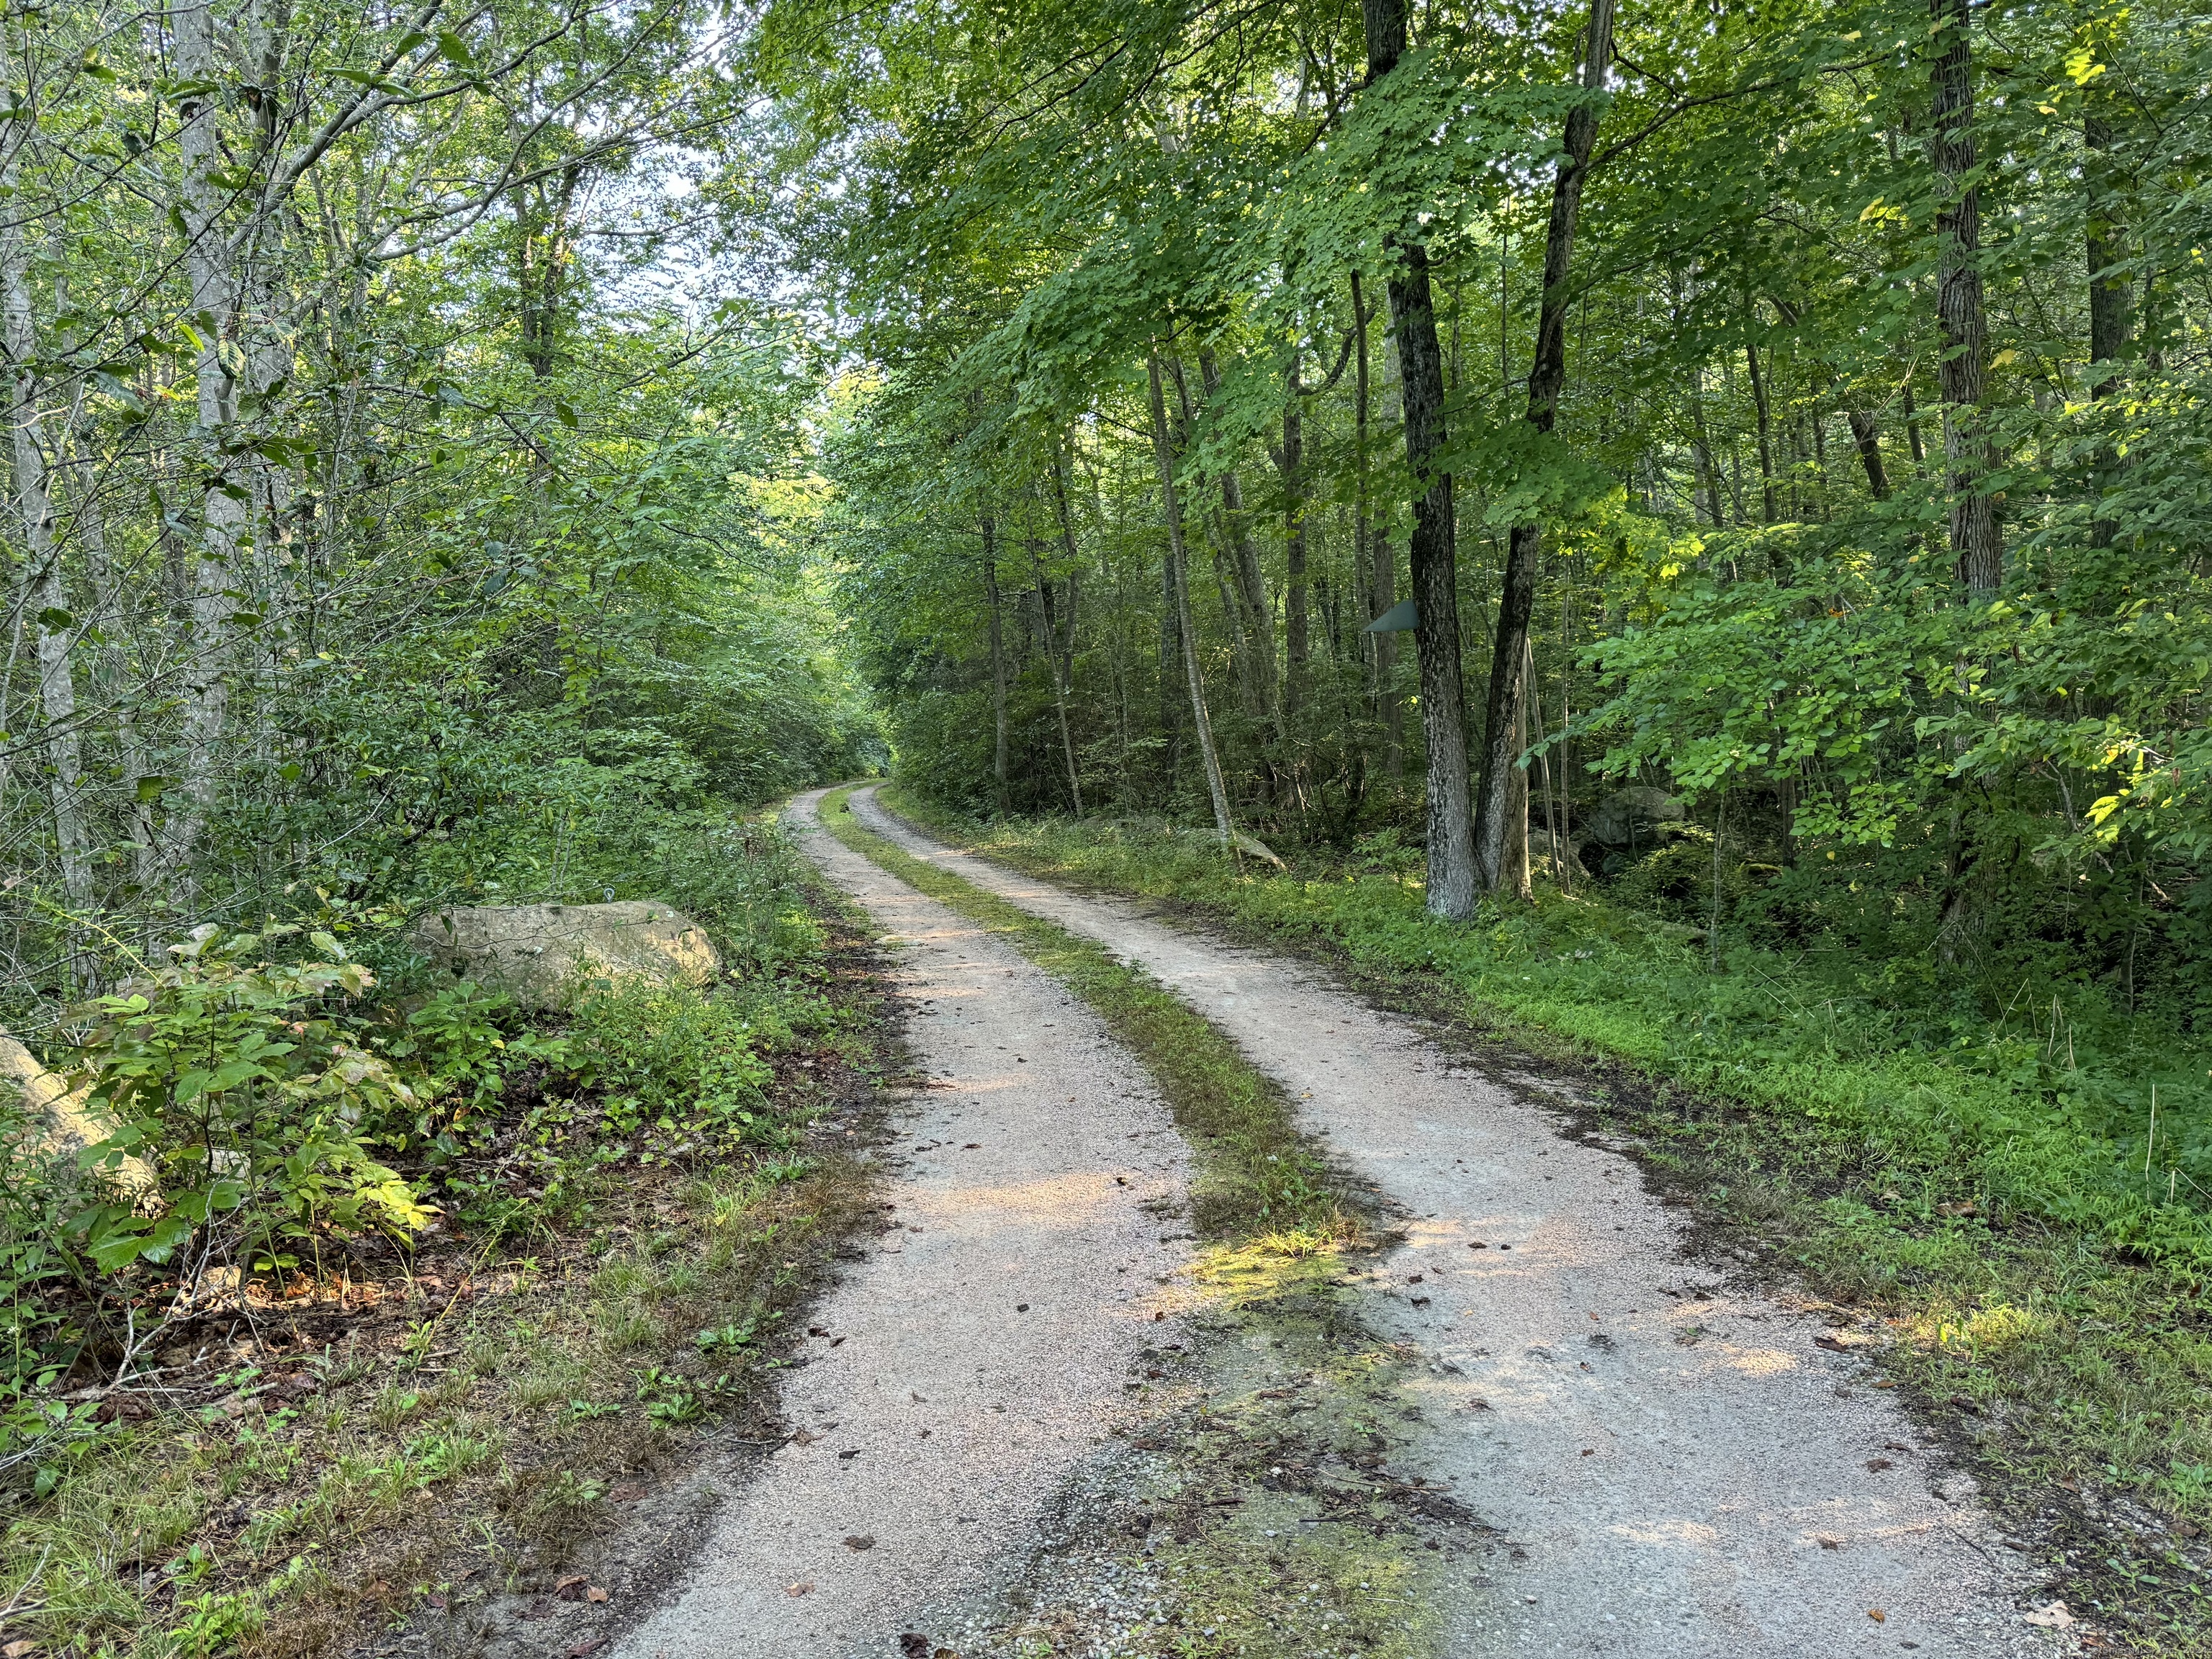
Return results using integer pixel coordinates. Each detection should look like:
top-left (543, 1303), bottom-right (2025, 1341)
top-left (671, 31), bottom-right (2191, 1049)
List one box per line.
top-left (69, 925), bottom-right (433, 1278)
top-left (364, 981), bottom-right (568, 1164)
top-left (562, 982), bottom-right (782, 1148)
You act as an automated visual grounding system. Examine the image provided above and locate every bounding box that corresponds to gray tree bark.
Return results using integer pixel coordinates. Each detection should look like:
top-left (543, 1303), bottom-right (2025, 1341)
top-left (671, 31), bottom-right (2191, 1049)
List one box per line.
top-left (0, 101), bottom-right (91, 924)
top-left (166, 0), bottom-right (248, 884)
top-left (1363, 0), bottom-right (1479, 920)
top-left (1471, 0), bottom-right (1615, 901)
top-left (1148, 354), bottom-right (1233, 845)
top-left (981, 514), bottom-right (1008, 812)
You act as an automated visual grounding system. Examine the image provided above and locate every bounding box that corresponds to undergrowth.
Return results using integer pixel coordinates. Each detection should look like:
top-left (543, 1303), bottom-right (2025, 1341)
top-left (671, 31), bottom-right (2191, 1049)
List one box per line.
top-left (0, 809), bottom-right (891, 1658)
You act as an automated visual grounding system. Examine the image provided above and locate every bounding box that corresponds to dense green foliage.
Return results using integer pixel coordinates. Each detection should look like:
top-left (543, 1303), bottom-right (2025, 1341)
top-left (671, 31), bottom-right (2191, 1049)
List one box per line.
top-left (0, 0), bottom-right (878, 1510)
top-left (765, 0), bottom-right (2212, 1214)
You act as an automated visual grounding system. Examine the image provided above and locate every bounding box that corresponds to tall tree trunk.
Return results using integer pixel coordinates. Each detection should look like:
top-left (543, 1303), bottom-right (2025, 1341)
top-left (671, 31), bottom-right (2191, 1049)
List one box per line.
top-left (1147, 354), bottom-right (1233, 845)
top-left (1352, 272), bottom-right (1403, 778)
top-left (1363, 0), bottom-right (1479, 920)
top-left (1281, 350), bottom-right (1310, 724)
top-left (0, 142), bottom-right (92, 928)
top-left (1846, 410), bottom-right (1891, 500)
top-left (981, 515), bottom-right (1008, 813)
top-left (1928, 0), bottom-right (2004, 591)
top-left (1745, 334), bottom-right (1778, 523)
top-left (1902, 374), bottom-right (1927, 469)
top-left (1030, 507), bottom-right (1084, 817)
top-left (168, 0), bottom-right (246, 885)
top-left (1196, 351), bottom-right (1280, 747)
top-left (1472, 0), bottom-right (1615, 901)
top-left (2084, 110), bottom-right (2131, 548)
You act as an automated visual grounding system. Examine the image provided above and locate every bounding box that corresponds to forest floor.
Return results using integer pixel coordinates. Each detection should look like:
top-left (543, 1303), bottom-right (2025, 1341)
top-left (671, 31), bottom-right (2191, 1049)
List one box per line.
top-left (603, 783), bottom-right (2097, 1659)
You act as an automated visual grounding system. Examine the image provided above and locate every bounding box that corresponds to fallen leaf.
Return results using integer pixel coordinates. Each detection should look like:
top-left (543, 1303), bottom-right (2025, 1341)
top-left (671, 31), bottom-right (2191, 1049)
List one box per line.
top-left (1814, 1334), bottom-right (1849, 1352)
top-left (791, 1429), bottom-right (819, 1445)
top-left (1868, 1609), bottom-right (1886, 1624)
top-left (2023, 1602), bottom-right (2076, 1630)
top-left (609, 1483), bottom-right (646, 1502)
top-left (1866, 1458), bottom-right (1894, 1473)
top-left (1152, 1311), bottom-right (1166, 1322)
top-left (425, 1593), bottom-right (447, 1611)
top-left (786, 1581), bottom-right (814, 1597)
top-left (554, 1574), bottom-right (587, 1601)
top-left (1580, 1449), bottom-right (1595, 1457)
top-left (566, 1640), bottom-right (605, 1658)
top-left (838, 1448), bottom-right (861, 1460)
top-left (1015, 1303), bottom-right (1030, 1313)
top-left (1817, 1535), bottom-right (1843, 1550)
top-left (585, 1586), bottom-right (609, 1604)
top-left (1872, 1378), bottom-right (1898, 1390)
top-left (844, 1534), bottom-right (876, 1550)
top-left (963, 1143), bottom-right (979, 1149)
top-left (4, 1640), bottom-right (37, 1658)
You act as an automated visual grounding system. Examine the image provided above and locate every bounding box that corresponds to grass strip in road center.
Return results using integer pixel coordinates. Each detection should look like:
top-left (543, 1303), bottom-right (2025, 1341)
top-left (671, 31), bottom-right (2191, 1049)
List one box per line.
top-left (817, 786), bottom-right (1361, 1269)
top-left (812, 789), bottom-right (1459, 1658)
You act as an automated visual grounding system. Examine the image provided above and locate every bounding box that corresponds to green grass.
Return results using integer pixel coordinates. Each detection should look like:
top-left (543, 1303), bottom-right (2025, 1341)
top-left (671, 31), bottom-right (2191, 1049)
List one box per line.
top-left (875, 785), bottom-right (2212, 1652)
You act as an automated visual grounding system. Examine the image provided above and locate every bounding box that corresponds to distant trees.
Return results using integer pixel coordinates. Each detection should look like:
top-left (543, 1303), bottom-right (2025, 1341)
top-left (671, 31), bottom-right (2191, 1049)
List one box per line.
top-left (788, 0), bottom-right (2212, 1002)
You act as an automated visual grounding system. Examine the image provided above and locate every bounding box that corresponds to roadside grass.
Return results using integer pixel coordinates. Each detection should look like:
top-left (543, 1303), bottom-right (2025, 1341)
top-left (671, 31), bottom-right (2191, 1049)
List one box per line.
top-left (0, 820), bottom-right (894, 1659)
top-left (876, 787), bottom-right (2212, 1652)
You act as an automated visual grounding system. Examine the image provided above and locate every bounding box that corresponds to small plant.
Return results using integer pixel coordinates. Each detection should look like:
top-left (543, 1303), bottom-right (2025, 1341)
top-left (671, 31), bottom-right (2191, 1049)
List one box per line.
top-left (694, 1316), bottom-right (759, 1354)
top-left (68, 925), bottom-right (433, 1280)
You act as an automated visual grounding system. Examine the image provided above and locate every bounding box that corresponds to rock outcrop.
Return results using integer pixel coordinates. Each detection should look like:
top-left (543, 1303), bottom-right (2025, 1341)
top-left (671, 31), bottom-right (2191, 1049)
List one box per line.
top-left (408, 901), bottom-right (722, 1010)
top-left (1, 1030), bottom-right (158, 1195)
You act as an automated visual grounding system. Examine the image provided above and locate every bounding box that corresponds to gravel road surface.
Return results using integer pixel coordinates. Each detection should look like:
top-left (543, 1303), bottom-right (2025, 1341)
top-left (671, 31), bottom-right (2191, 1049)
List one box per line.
top-left (843, 784), bottom-right (2058, 1659)
top-left (609, 787), bottom-right (1191, 1659)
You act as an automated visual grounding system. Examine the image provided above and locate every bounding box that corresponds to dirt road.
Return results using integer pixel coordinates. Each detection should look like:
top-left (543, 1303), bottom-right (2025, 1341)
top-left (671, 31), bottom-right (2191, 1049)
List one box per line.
top-left (610, 787), bottom-right (1192, 1659)
top-left (839, 785), bottom-right (2056, 1659)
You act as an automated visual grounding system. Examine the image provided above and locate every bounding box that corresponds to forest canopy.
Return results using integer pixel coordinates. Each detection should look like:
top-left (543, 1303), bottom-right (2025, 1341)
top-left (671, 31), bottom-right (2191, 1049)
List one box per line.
top-left (775, 0), bottom-right (2210, 1040)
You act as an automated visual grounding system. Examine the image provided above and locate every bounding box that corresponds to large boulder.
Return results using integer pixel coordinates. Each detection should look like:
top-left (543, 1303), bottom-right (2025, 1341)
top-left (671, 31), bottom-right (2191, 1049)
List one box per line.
top-left (408, 901), bottom-right (721, 1010)
top-left (1, 1030), bottom-right (158, 1196)
top-left (1583, 787), bottom-right (1686, 851)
